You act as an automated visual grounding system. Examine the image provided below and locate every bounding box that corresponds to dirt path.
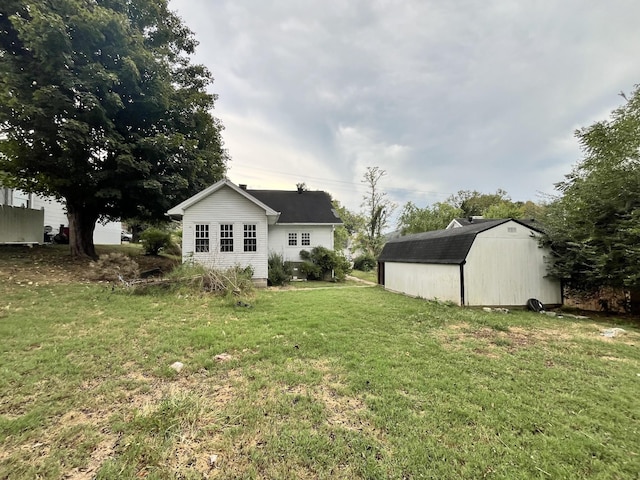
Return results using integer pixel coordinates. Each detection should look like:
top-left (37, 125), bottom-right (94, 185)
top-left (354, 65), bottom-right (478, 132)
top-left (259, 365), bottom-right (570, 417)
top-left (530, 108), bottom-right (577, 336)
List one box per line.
top-left (345, 275), bottom-right (377, 286)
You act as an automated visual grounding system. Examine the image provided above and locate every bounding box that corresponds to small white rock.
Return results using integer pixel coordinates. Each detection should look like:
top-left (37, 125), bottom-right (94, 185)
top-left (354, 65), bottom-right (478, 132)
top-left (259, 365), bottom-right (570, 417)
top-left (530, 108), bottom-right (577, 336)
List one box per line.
top-left (170, 361), bottom-right (184, 373)
top-left (208, 454), bottom-right (218, 467)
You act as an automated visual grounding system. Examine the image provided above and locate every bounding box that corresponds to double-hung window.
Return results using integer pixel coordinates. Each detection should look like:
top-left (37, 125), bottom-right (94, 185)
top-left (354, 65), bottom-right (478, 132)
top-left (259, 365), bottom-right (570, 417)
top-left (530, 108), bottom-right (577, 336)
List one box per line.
top-left (288, 232), bottom-right (297, 246)
top-left (244, 224), bottom-right (257, 252)
top-left (301, 232), bottom-right (311, 246)
top-left (195, 224), bottom-right (209, 252)
top-left (220, 224), bottom-right (233, 252)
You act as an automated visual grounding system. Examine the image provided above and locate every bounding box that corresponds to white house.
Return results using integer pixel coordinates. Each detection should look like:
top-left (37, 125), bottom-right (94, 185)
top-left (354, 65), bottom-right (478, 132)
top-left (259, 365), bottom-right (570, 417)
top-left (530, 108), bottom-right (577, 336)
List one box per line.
top-left (167, 178), bottom-right (343, 286)
top-left (0, 187), bottom-right (121, 245)
top-left (378, 218), bottom-right (561, 307)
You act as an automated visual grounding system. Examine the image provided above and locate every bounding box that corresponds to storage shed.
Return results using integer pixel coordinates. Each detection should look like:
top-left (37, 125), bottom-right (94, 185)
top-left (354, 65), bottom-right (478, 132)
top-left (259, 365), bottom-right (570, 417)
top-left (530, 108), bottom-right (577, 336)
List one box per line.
top-left (378, 219), bottom-right (561, 307)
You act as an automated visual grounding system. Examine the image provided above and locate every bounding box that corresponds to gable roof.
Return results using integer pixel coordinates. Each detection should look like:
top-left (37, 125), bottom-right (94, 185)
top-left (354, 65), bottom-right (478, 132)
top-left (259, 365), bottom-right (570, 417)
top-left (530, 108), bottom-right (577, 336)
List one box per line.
top-left (378, 219), bottom-right (544, 264)
top-left (166, 179), bottom-right (342, 225)
top-left (247, 189), bottom-right (342, 224)
top-left (166, 178), bottom-right (279, 220)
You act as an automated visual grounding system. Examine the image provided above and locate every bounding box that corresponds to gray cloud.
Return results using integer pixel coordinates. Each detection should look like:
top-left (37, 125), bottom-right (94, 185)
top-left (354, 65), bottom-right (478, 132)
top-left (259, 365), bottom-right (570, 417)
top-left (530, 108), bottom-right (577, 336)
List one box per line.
top-left (170, 0), bottom-right (640, 217)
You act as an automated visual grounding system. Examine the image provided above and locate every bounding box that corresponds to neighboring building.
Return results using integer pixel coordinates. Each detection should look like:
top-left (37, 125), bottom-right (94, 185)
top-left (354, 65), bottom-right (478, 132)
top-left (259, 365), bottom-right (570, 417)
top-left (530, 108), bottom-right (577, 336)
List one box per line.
top-left (446, 216), bottom-right (542, 231)
top-left (167, 178), bottom-right (343, 286)
top-left (378, 218), bottom-right (561, 307)
top-left (0, 187), bottom-right (121, 245)
top-left (446, 216), bottom-right (493, 229)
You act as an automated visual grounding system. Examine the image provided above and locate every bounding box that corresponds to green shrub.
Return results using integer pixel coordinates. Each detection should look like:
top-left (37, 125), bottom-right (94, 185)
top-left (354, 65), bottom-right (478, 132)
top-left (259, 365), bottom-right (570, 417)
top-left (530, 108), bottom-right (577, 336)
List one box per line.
top-left (353, 254), bottom-right (377, 272)
top-left (268, 252), bottom-right (293, 286)
top-left (299, 260), bottom-right (321, 280)
top-left (299, 247), bottom-right (351, 282)
top-left (139, 228), bottom-right (173, 255)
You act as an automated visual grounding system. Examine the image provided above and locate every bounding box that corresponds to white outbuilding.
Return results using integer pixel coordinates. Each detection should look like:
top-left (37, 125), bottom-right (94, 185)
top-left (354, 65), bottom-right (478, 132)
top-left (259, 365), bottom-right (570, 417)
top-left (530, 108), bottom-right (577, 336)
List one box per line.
top-left (378, 219), bottom-right (561, 307)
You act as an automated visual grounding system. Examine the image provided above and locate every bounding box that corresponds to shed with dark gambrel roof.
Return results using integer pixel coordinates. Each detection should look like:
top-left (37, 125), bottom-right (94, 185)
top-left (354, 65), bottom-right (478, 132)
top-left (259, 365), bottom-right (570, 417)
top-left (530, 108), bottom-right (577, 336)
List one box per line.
top-left (378, 219), bottom-right (561, 307)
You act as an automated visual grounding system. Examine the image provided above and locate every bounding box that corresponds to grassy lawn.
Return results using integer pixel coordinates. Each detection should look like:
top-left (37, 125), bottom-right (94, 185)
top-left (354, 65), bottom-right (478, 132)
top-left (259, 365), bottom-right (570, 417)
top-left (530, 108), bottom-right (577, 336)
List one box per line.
top-left (0, 246), bottom-right (639, 478)
top-left (349, 269), bottom-right (377, 284)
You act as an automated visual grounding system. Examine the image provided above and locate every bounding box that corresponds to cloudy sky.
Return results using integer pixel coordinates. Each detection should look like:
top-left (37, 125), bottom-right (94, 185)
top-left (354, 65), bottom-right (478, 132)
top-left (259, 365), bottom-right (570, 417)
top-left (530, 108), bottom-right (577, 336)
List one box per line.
top-left (169, 0), bottom-right (640, 218)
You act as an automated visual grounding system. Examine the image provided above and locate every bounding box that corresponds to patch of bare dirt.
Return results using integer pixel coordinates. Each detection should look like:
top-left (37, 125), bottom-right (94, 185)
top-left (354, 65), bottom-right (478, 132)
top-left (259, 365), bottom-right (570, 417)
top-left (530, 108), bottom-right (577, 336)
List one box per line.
top-left (0, 245), bottom-right (177, 285)
top-left (437, 321), bottom-right (640, 358)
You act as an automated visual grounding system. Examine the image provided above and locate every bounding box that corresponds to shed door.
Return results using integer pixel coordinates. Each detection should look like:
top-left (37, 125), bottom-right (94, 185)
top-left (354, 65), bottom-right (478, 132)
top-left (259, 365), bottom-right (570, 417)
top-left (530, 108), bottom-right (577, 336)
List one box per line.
top-left (377, 262), bottom-right (385, 286)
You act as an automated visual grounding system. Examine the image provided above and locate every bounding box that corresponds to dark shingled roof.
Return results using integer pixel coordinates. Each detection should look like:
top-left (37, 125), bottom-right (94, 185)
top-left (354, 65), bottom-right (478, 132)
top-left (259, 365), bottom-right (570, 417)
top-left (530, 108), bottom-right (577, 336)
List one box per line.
top-left (247, 190), bottom-right (342, 224)
top-left (378, 219), bottom-right (544, 264)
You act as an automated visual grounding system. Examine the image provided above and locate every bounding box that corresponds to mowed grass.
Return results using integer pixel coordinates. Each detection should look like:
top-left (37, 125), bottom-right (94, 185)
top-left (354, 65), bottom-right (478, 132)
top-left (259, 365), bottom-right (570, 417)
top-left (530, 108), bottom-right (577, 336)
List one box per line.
top-left (1, 255), bottom-right (639, 478)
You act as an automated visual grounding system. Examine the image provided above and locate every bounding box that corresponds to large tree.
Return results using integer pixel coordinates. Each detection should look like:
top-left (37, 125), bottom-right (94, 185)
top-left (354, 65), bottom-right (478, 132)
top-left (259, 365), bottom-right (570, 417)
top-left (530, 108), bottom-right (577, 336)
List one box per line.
top-left (397, 201), bottom-right (462, 235)
top-left (0, 0), bottom-right (227, 258)
top-left (447, 189), bottom-right (512, 217)
top-left (358, 166), bottom-right (395, 257)
top-left (543, 86), bottom-right (640, 292)
top-left (331, 199), bottom-right (365, 252)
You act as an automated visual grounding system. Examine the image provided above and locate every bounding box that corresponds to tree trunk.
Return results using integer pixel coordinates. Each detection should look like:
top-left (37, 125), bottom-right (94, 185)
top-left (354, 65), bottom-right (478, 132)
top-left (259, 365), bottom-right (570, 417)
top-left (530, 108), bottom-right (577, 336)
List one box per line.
top-left (67, 204), bottom-right (99, 259)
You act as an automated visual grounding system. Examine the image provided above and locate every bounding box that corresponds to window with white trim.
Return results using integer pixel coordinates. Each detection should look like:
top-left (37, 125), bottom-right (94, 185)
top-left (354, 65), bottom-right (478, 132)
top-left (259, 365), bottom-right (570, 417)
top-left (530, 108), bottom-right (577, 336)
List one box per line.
top-left (220, 224), bottom-right (233, 252)
top-left (301, 232), bottom-right (311, 246)
top-left (244, 224), bottom-right (257, 252)
top-left (288, 232), bottom-right (297, 246)
top-left (195, 224), bottom-right (209, 252)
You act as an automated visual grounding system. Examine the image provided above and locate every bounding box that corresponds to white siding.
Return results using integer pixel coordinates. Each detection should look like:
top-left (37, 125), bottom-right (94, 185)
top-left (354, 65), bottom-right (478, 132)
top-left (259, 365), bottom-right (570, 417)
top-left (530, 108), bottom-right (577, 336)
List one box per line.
top-left (0, 205), bottom-right (44, 243)
top-left (267, 224), bottom-right (335, 262)
top-left (181, 185), bottom-right (269, 280)
top-left (1, 191), bottom-right (121, 245)
top-left (93, 221), bottom-right (122, 245)
top-left (384, 262), bottom-right (462, 305)
top-left (32, 196), bottom-right (68, 232)
top-left (32, 196), bottom-right (121, 245)
top-left (464, 221), bottom-right (561, 306)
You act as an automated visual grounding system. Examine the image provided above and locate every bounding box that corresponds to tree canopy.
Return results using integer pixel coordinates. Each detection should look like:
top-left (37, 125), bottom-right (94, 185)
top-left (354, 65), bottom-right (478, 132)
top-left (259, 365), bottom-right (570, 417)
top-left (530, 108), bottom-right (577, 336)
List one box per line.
top-left (397, 190), bottom-right (545, 235)
top-left (397, 201), bottom-right (462, 235)
top-left (331, 199), bottom-right (365, 252)
top-left (542, 86), bottom-right (640, 292)
top-left (0, 0), bottom-right (227, 257)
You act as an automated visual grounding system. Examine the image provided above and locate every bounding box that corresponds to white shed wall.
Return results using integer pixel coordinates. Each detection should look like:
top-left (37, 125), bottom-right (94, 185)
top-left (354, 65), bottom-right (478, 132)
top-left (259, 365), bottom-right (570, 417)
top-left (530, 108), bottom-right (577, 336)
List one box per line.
top-left (384, 262), bottom-right (462, 305)
top-left (464, 222), bottom-right (561, 306)
top-left (267, 224), bottom-right (335, 262)
top-left (181, 186), bottom-right (269, 280)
